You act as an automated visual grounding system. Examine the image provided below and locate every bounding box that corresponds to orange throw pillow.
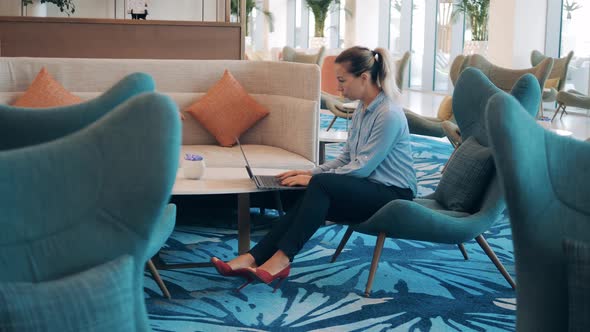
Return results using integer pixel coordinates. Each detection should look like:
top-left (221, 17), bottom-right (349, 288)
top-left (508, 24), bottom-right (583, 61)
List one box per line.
top-left (186, 70), bottom-right (270, 147)
top-left (544, 78), bottom-right (560, 90)
top-left (13, 67), bottom-right (82, 108)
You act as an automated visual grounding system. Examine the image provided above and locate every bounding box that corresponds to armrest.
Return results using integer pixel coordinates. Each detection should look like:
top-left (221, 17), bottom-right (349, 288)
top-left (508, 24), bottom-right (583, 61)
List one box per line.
top-left (441, 121), bottom-right (462, 148)
top-left (403, 109), bottom-right (446, 137)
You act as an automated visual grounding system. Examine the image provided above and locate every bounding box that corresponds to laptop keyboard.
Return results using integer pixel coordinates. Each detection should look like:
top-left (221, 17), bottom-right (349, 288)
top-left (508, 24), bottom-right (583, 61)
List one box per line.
top-left (256, 175), bottom-right (284, 188)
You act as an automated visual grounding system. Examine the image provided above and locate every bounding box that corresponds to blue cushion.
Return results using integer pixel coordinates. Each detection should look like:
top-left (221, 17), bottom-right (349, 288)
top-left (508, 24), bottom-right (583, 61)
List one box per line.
top-left (563, 239), bottom-right (590, 332)
top-left (434, 136), bottom-right (495, 212)
top-left (0, 255), bottom-right (135, 332)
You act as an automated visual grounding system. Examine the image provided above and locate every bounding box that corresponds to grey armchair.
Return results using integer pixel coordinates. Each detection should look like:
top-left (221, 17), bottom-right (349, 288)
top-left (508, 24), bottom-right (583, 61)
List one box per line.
top-left (330, 68), bottom-right (541, 297)
top-left (487, 90), bottom-right (590, 332)
top-left (281, 45), bottom-right (326, 66)
top-left (530, 49), bottom-right (574, 104)
top-left (440, 54), bottom-right (553, 145)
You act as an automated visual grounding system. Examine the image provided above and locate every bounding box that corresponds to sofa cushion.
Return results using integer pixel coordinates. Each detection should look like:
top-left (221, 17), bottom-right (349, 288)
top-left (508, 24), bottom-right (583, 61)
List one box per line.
top-left (0, 255), bottom-right (135, 332)
top-left (434, 136), bottom-right (495, 213)
top-left (563, 239), bottom-right (590, 331)
top-left (544, 78), bottom-right (560, 90)
top-left (12, 68), bottom-right (83, 108)
top-left (181, 144), bottom-right (315, 169)
top-left (185, 70), bottom-right (270, 147)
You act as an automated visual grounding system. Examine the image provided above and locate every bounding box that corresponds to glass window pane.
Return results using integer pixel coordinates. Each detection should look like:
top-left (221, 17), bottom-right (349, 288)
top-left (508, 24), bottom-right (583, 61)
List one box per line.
top-left (434, 0), bottom-right (453, 91)
top-left (389, 0), bottom-right (403, 55)
top-left (410, 0), bottom-right (425, 89)
top-left (561, 1), bottom-right (590, 94)
top-left (295, 0), bottom-right (303, 48)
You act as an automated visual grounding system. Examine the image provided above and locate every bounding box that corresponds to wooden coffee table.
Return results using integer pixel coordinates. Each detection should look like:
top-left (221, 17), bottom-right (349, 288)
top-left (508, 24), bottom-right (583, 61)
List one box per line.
top-left (156, 167), bottom-right (287, 269)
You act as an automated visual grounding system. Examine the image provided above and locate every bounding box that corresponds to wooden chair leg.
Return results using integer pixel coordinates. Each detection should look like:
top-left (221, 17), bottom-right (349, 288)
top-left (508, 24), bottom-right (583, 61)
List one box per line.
top-left (331, 227), bottom-right (354, 263)
top-left (147, 259), bottom-right (171, 299)
top-left (475, 235), bottom-right (516, 289)
top-left (365, 232), bottom-right (386, 297)
top-left (326, 116), bottom-right (338, 131)
top-left (458, 243), bottom-right (469, 260)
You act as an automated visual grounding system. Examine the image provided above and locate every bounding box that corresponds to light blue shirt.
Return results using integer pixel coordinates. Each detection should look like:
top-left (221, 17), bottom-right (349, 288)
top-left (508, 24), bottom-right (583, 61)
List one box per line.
top-left (312, 92), bottom-right (417, 196)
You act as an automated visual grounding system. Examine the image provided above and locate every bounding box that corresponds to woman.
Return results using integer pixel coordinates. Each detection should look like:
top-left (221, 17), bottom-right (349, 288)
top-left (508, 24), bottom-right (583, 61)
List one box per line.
top-left (211, 46), bottom-right (417, 292)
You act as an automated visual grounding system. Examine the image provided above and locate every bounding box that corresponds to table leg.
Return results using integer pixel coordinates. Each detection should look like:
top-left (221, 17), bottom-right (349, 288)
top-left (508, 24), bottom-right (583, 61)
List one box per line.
top-left (319, 142), bottom-right (326, 165)
top-left (237, 193), bottom-right (251, 254)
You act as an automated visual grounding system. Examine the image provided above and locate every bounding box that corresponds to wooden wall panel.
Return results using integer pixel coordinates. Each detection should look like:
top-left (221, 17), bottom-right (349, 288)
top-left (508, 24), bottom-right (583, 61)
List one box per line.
top-left (0, 17), bottom-right (243, 60)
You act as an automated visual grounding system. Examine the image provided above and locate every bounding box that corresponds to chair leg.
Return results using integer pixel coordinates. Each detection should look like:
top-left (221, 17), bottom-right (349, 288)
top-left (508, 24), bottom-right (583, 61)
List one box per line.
top-left (331, 227), bottom-right (354, 263)
top-left (475, 235), bottom-right (516, 289)
top-left (551, 104), bottom-right (563, 122)
top-left (326, 116), bottom-right (338, 131)
top-left (458, 243), bottom-right (469, 260)
top-left (146, 259), bottom-right (171, 299)
top-left (365, 232), bottom-right (386, 297)
top-left (560, 105), bottom-right (568, 119)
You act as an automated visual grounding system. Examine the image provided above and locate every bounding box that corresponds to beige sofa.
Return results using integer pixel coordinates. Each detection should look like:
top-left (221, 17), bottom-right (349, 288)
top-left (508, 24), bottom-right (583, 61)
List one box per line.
top-left (0, 57), bottom-right (320, 169)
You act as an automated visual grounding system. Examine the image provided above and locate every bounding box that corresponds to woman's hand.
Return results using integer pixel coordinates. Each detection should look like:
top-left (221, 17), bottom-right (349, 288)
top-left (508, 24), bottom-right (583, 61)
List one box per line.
top-left (280, 174), bottom-right (312, 187)
top-left (276, 169), bottom-right (312, 180)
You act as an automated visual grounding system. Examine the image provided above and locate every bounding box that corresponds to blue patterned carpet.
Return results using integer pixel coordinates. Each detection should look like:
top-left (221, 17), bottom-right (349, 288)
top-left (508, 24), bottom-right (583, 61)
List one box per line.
top-left (145, 115), bottom-right (516, 331)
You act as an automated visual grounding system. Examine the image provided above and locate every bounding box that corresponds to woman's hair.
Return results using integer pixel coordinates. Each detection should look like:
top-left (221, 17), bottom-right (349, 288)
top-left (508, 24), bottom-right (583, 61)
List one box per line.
top-left (334, 46), bottom-right (401, 101)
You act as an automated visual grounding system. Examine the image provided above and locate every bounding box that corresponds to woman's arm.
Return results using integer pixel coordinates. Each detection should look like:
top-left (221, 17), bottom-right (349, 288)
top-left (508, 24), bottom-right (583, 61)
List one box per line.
top-left (328, 109), bottom-right (405, 177)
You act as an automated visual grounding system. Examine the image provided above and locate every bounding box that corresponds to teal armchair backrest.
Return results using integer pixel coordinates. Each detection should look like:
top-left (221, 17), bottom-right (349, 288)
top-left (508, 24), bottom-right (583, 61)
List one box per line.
top-left (0, 72), bottom-right (155, 150)
top-left (486, 93), bottom-right (590, 331)
top-left (0, 92), bottom-right (181, 331)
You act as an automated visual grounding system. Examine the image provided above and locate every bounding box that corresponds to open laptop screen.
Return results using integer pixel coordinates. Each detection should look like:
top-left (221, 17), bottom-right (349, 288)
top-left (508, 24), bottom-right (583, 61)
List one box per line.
top-left (235, 137), bottom-right (254, 179)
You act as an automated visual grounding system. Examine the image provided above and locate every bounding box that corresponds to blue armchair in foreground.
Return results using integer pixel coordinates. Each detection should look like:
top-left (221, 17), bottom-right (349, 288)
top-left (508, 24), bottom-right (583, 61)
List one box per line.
top-left (0, 89), bottom-right (181, 330)
top-left (0, 73), bottom-right (174, 298)
top-left (331, 68), bottom-right (541, 296)
top-left (486, 92), bottom-right (590, 331)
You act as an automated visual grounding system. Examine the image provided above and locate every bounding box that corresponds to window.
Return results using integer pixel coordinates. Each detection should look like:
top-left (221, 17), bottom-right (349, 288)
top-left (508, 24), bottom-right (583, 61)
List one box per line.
top-left (561, 0), bottom-right (590, 94)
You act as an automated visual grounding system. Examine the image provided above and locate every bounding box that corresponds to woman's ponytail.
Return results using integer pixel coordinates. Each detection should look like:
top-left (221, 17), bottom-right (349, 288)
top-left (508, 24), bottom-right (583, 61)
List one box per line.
top-left (373, 48), bottom-right (401, 101)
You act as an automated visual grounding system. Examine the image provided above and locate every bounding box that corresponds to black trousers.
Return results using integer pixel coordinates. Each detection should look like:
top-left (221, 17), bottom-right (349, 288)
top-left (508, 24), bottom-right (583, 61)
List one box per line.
top-left (249, 173), bottom-right (413, 265)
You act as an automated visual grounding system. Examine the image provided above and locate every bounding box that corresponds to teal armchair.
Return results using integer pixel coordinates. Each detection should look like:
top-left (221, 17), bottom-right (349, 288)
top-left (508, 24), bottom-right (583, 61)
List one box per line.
top-left (486, 92), bottom-right (590, 331)
top-left (0, 85), bottom-right (181, 330)
top-left (331, 68), bottom-right (541, 296)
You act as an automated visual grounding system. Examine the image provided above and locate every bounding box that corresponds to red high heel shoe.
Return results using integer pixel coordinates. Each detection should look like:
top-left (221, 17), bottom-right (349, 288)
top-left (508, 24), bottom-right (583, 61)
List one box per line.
top-left (210, 257), bottom-right (253, 291)
top-left (251, 265), bottom-right (291, 293)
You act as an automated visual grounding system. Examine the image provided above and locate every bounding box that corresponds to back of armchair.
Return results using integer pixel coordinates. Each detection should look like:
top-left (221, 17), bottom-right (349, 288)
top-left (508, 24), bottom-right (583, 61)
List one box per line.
top-left (0, 57), bottom-right (320, 164)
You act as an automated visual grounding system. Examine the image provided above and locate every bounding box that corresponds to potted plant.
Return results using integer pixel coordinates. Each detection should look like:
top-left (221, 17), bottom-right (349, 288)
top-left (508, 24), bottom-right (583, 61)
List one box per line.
top-left (231, 0), bottom-right (274, 37)
top-left (305, 0), bottom-right (345, 48)
top-left (453, 0), bottom-right (489, 55)
top-left (22, 0), bottom-right (75, 16)
top-left (563, 0), bottom-right (582, 20)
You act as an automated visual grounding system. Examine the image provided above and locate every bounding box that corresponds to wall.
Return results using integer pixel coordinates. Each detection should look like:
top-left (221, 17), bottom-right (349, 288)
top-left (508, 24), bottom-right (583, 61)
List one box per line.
top-left (350, 0), bottom-right (380, 49)
top-left (1, 0), bottom-right (223, 22)
top-left (0, 1), bottom-right (21, 16)
top-left (488, 0), bottom-right (547, 68)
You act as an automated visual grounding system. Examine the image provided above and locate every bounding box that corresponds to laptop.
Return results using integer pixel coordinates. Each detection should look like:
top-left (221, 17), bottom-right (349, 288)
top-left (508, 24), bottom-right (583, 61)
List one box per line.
top-left (236, 138), bottom-right (305, 190)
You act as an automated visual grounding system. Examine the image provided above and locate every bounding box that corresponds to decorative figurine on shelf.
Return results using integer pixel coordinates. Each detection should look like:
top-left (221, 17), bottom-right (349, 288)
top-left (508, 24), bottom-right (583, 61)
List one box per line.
top-left (128, 0), bottom-right (148, 20)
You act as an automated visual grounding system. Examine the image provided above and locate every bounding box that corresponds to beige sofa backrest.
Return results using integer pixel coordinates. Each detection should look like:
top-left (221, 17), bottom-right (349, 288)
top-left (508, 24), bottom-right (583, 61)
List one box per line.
top-left (0, 57), bottom-right (320, 164)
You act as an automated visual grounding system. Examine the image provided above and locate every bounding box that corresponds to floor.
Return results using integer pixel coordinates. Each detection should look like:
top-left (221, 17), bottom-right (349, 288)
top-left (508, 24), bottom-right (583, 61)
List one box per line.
top-left (400, 90), bottom-right (590, 141)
